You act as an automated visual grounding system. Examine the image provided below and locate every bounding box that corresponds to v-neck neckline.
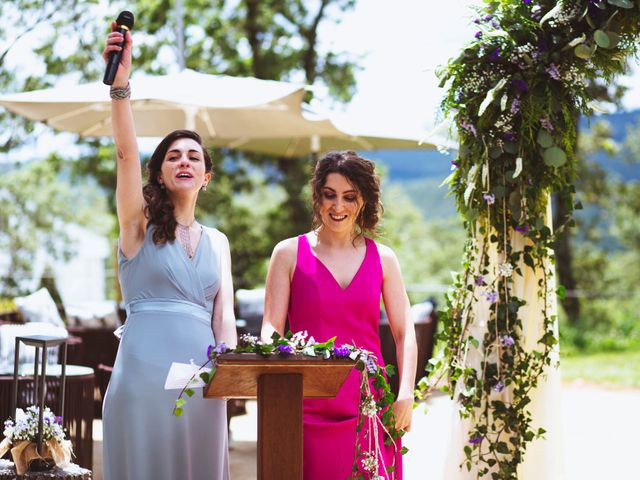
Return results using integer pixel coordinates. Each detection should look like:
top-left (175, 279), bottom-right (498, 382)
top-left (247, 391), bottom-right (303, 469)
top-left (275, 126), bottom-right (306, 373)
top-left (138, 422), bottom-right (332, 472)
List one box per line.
top-left (178, 225), bottom-right (204, 263)
top-left (306, 234), bottom-right (369, 292)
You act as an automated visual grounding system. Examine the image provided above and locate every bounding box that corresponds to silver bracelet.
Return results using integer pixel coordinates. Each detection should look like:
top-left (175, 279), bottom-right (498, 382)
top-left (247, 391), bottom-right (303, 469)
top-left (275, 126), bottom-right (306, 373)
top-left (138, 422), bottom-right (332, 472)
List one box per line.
top-left (110, 82), bottom-right (131, 100)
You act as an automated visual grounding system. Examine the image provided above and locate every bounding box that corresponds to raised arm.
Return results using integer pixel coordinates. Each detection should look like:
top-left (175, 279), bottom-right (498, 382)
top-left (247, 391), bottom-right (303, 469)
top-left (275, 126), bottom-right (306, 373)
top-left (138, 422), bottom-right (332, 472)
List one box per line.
top-left (379, 244), bottom-right (418, 432)
top-left (261, 238), bottom-right (297, 342)
top-left (211, 230), bottom-right (237, 348)
top-left (102, 22), bottom-right (145, 258)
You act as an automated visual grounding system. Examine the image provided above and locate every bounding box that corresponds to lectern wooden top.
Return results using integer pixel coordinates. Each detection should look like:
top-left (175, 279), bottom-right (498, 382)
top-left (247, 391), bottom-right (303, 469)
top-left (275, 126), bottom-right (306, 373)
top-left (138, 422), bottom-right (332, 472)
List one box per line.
top-left (203, 353), bottom-right (355, 399)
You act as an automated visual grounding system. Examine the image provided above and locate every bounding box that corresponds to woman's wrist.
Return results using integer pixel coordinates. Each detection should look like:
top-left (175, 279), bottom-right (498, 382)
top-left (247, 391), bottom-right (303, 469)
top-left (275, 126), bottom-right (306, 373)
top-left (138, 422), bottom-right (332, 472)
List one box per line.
top-left (110, 82), bottom-right (131, 100)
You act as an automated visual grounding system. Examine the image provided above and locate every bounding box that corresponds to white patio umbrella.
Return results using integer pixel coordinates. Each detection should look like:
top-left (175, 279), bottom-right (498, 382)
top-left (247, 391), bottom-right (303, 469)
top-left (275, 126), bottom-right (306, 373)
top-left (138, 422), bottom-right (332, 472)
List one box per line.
top-left (0, 69), bottom-right (435, 157)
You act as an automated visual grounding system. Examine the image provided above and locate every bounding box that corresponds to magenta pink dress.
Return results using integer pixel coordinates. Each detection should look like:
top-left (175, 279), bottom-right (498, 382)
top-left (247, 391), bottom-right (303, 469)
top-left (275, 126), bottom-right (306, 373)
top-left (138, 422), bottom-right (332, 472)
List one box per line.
top-left (288, 234), bottom-right (403, 480)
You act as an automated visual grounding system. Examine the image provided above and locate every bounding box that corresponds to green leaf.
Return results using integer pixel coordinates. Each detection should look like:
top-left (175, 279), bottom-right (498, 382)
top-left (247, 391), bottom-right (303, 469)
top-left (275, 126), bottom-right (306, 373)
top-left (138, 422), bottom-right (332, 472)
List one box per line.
top-left (607, 0), bottom-right (633, 8)
top-left (607, 32), bottom-right (621, 48)
top-left (574, 44), bottom-right (593, 59)
top-left (594, 30), bottom-right (610, 48)
top-left (185, 388), bottom-right (194, 397)
top-left (543, 147), bottom-right (567, 167)
top-left (537, 130), bottom-right (554, 148)
top-left (556, 285), bottom-right (566, 300)
top-left (200, 371), bottom-right (211, 384)
top-left (489, 146), bottom-right (503, 159)
top-left (503, 142), bottom-right (518, 154)
top-left (173, 407), bottom-right (183, 417)
top-left (175, 398), bottom-right (186, 408)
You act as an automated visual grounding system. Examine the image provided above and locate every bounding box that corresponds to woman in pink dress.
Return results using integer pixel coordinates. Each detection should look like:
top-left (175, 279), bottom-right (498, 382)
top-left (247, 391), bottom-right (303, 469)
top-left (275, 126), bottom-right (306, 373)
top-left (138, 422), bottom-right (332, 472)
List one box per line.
top-left (262, 150), bottom-right (417, 479)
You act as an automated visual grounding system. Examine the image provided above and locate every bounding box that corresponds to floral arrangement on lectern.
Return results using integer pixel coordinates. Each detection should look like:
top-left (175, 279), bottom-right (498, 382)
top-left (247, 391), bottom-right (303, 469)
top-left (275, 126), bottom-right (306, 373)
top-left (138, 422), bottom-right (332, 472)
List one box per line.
top-left (174, 331), bottom-right (407, 480)
top-left (419, 0), bottom-right (640, 478)
top-left (0, 406), bottom-right (73, 475)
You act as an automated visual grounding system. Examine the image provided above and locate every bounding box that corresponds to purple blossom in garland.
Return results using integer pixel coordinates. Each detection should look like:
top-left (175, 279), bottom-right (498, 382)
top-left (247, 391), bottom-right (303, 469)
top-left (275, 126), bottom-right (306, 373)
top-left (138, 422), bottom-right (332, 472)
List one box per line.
top-left (493, 381), bottom-right (506, 392)
top-left (501, 335), bottom-right (516, 347)
top-left (365, 356), bottom-right (378, 374)
top-left (483, 193), bottom-right (496, 205)
top-left (483, 14), bottom-right (492, 21)
top-left (502, 132), bottom-right (516, 142)
top-left (332, 345), bottom-right (351, 358)
top-left (214, 342), bottom-right (229, 355)
top-left (511, 97), bottom-right (521, 114)
top-left (515, 224), bottom-right (530, 234)
top-left (540, 116), bottom-right (554, 132)
top-left (546, 63), bottom-right (561, 80)
top-left (523, 0), bottom-right (531, 4)
top-left (207, 344), bottom-right (214, 358)
top-left (475, 275), bottom-right (485, 286)
top-left (451, 160), bottom-right (460, 171)
top-left (512, 79), bottom-right (529, 93)
top-left (485, 291), bottom-right (499, 303)
top-left (460, 120), bottom-right (477, 137)
top-left (475, 31), bottom-right (482, 39)
top-left (55, 416), bottom-right (63, 424)
top-left (277, 344), bottom-right (294, 355)
top-left (488, 47), bottom-right (501, 62)
top-left (469, 436), bottom-right (483, 445)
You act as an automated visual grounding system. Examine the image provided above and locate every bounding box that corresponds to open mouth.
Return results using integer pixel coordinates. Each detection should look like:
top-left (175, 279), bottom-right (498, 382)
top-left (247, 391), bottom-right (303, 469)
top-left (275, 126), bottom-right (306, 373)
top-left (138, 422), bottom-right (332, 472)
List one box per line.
top-left (176, 172), bottom-right (193, 179)
top-left (329, 213), bottom-right (347, 222)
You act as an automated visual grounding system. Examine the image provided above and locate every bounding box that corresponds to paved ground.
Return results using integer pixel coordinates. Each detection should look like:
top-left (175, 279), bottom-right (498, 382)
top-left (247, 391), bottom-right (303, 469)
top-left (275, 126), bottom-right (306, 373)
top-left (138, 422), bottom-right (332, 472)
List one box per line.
top-left (91, 382), bottom-right (640, 479)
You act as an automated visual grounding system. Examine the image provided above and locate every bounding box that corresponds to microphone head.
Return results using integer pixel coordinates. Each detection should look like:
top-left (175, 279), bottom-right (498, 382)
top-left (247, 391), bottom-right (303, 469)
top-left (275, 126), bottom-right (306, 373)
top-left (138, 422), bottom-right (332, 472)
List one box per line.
top-left (116, 11), bottom-right (135, 29)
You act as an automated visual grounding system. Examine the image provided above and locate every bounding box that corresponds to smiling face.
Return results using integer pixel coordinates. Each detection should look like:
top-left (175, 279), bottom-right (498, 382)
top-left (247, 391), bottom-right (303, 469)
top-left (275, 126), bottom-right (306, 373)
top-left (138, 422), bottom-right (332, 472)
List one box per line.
top-left (318, 173), bottom-right (363, 235)
top-left (157, 137), bottom-right (211, 195)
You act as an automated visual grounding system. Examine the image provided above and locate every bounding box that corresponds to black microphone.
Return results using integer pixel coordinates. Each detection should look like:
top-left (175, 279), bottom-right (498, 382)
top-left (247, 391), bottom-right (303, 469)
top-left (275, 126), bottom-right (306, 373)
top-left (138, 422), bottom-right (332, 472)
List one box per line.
top-left (103, 11), bottom-right (135, 86)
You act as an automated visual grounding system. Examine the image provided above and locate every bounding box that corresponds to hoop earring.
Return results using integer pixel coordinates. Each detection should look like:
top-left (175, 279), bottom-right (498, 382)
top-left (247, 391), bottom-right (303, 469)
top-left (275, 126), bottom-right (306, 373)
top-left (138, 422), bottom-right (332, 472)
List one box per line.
top-left (201, 184), bottom-right (208, 191)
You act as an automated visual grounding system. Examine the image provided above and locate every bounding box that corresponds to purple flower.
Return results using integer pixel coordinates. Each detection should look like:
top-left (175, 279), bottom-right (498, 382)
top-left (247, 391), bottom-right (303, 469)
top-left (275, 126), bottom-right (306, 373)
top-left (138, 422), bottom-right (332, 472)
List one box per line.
top-left (365, 356), bottom-right (378, 374)
top-left (502, 132), bottom-right (516, 142)
top-left (546, 63), bottom-right (561, 80)
top-left (510, 97), bottom-right (521, 114)
top-left (488, 47), bottom-right (501, 62)
top-left (501, 335), bottom-right (516, 347)
top-left (469, 436), bottom-right (483, 444)
top-left (207, 344), bottom-right (214, 358)
top-left (460, 120), bottom-right (477, 137)
top-left (485, 291), bottom-right (499, 303)
top-left (277, 344), bottom-right (294, 355)
top-left (475, 31), bottom-right (482, 39)
top-left (540, 117), bottom-right (554, 132)
top-left (483, 14), bottom-right (492, 21)
top-left (55, 416), bottom-right (63, 424)
top-left (523, 0), bottom-right (531, 4)
top-left (483, 193), bottom-right (496, 205)
top-left (450, 160), bottom-right (460, 170)
top-left (493, 381), bottom-right (506, 392)
top-left (332, 345), bottom-right (351, 358)
top-left (512, 79), bottom-right (529, 93)
top-left (475, 275), bottom-right (485, 286)
top-left (515, 224), bottom-right (530, 234)
top-left (214, 342), bottom-right (229, 355)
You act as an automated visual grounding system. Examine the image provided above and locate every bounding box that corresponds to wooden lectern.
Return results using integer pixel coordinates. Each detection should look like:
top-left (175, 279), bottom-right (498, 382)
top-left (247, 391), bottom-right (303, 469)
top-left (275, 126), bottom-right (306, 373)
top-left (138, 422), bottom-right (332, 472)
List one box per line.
top-left (204, 353), bottom-right (355, 479)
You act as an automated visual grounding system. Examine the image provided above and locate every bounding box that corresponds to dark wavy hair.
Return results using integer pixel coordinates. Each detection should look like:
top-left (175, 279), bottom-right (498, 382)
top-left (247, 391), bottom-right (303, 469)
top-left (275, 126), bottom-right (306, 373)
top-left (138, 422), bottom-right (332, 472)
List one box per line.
top-left (143, 130), bottom-right (212, 244)
top-left (311, 150), bottom-right (383, 237)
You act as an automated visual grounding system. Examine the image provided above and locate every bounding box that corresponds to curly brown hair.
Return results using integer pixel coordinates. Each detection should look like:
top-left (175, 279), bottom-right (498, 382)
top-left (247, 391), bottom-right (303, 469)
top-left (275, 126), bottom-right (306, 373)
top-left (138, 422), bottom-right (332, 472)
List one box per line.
top-left (142, 130), bottom-right (212, 244)
top-left (311, 150), bottom-right (383, 237)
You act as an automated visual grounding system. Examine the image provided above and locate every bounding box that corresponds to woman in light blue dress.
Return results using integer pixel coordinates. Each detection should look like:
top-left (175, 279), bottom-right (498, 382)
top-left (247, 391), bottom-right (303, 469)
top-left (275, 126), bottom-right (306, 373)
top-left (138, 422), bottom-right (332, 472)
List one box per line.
top-left (101, 24), bottom-right (237, 480)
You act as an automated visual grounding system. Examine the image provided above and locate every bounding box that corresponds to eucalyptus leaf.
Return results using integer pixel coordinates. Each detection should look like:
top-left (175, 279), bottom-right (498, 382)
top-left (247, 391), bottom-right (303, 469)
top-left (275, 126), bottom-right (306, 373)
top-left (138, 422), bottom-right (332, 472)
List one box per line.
top-left (607, 31), bottom-right (621, 48)
top-left (607, 0), bottom-right (633, 8)
top-left (594, 30), bottom-right (610, 48)
top-left (537, 130), bottom-right (554, 148)
top-left (543, 147), bottom-right (567, 167)
top-left (489, 146), bottom-right (503, 159)
top-left (503, 142), bottom-right (518, 154)
top-left (574, 44), bottom-right (593, 59)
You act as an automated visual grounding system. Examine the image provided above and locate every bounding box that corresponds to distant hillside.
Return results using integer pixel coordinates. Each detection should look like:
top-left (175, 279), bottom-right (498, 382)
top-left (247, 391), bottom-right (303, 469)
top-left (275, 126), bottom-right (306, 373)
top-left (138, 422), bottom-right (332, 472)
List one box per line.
top-left (370, 109), bottom-right (640, 220)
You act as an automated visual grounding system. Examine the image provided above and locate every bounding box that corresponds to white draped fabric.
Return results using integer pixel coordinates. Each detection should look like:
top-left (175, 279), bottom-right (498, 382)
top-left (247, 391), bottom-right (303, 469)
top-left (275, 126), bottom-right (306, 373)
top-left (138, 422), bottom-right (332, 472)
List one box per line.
top-left (445, 202), bottom-right (566, 479)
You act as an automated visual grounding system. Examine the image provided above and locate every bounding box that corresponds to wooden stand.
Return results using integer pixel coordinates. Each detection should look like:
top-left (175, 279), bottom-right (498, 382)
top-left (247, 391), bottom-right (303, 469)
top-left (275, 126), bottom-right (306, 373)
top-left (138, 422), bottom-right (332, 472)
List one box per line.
top-left (204, 353), bottom-right (354, 480)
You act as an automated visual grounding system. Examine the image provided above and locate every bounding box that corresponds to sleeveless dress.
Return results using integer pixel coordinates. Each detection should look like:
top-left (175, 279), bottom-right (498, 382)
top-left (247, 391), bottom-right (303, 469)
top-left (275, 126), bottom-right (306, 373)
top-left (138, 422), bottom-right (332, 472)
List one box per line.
top-left (103, 224), bottom-right (229, 480)
top-left (288, 234), bottom-right (402, 480)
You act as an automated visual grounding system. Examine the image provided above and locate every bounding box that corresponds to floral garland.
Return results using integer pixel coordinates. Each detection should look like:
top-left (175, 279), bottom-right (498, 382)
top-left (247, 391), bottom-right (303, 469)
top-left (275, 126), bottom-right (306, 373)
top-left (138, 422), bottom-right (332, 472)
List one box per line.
top-left (419, 1), bottom-right (640, 478)
top-left (174, 331), bottom-right (406, 480)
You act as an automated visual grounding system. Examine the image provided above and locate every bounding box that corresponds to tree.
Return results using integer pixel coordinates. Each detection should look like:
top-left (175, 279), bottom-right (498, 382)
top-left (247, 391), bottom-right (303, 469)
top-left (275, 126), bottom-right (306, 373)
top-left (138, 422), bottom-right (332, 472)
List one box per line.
top-left (3, 0), bottom-right (361, 288)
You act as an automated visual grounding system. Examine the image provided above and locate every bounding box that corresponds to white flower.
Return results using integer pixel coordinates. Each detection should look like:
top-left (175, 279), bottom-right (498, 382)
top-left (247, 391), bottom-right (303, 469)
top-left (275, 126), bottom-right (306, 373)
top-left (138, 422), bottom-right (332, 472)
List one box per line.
top-left (498, 262), bottom-right (514, 277)
top-left (361, 396), bottom-right (378, 418)
top-left (361, 452), bottom-right (378, 472)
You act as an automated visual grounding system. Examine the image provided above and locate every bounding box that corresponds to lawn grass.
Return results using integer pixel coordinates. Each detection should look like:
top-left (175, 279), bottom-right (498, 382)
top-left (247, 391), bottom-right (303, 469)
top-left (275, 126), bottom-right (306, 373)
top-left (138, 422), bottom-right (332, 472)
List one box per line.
top-left (560, 350), bottom-right (640, 389)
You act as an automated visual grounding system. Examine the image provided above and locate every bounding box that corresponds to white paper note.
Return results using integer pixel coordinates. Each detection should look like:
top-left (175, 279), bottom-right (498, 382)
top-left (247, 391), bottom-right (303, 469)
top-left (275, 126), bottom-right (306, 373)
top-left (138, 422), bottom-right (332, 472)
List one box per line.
top-left (164, 362), bottom-right (212, 390)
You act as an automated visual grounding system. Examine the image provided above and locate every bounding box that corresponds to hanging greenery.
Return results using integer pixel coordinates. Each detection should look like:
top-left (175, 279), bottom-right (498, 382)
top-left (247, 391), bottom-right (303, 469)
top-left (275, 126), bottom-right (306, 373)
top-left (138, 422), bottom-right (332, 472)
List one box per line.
top-left (420, 1), bottom-right (640, 478)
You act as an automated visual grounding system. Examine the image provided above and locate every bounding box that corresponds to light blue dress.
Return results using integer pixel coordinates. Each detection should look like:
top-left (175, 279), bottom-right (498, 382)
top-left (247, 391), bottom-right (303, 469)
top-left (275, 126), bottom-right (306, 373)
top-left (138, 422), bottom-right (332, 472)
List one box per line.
top-left (103, 224), bottom-right (229, 480)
